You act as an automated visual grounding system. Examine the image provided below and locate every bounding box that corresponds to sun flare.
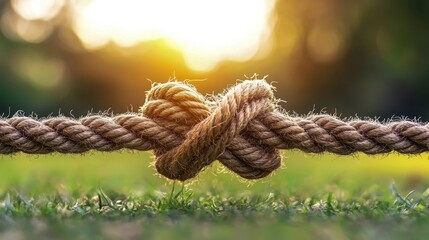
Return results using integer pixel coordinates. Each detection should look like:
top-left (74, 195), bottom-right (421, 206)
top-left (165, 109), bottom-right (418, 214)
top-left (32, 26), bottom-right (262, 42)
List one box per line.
top-left (70, 0), bottom-right (276, 71)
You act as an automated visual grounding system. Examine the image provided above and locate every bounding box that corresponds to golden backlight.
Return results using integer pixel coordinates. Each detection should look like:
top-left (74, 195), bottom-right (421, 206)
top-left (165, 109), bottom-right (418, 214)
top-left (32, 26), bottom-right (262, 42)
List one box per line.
top-left (71, 0), bottom-right (276, 71)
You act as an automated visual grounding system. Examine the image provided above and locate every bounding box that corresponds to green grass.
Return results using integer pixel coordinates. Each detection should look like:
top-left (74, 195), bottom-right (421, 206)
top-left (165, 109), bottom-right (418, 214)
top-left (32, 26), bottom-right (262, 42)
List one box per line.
top-left (1, 151), bottom-right (429, 239)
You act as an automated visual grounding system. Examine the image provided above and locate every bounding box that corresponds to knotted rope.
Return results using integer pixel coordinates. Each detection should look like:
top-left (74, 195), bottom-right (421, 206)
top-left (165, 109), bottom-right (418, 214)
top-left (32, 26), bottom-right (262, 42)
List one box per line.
top-left (1, 80), bottom-right (429, 181)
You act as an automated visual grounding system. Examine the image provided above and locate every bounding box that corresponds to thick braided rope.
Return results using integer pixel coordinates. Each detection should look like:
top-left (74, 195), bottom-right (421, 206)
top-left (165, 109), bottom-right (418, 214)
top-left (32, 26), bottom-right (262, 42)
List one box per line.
top-left (1, 80), bottom-right (429, 181)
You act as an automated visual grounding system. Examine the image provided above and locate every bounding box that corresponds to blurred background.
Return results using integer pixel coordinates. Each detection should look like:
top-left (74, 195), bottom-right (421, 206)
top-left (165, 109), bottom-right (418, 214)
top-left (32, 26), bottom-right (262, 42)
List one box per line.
top-left (0, 0), bottom-right (428, 119)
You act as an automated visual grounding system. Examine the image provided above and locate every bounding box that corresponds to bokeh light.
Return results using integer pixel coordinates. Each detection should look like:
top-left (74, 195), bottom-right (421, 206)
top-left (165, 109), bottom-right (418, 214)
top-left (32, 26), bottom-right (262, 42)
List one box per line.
top-left (1, 9), bottom-right (53, 43)
top-left (70, 0), bottom-right (276, 71)
top-left (307, 22), bottom-right (344, 63)
top-left (12, 53), bottom-right (65, 89)
top-left (11, 0), bottom-right (64, 21)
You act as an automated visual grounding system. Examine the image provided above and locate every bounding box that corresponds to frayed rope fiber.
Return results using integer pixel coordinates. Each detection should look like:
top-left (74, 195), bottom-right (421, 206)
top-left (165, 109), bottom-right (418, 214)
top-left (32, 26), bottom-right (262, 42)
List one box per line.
top-left (1, 80), bottom-right (429, 181)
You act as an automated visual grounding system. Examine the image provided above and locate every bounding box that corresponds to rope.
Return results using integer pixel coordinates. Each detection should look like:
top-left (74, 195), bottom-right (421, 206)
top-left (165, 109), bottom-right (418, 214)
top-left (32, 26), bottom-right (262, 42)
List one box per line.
top-left (1, 80), bottom-right (429, 181)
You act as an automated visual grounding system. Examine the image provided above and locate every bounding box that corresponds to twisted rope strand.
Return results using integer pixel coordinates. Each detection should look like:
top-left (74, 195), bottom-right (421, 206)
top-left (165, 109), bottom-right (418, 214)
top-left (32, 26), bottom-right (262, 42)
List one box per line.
top-left (1, 80), bottom-right (428, 180)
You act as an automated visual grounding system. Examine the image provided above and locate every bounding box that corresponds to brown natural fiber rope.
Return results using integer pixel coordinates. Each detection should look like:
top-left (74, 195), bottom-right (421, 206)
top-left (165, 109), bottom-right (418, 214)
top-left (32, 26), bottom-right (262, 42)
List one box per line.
top-left (1, 80), bottom-right (429, 181)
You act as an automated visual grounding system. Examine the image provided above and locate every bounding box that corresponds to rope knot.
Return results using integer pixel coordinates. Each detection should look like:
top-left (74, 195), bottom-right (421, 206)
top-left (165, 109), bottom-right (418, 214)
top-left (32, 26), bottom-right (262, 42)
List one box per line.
top-left (141, 80), bottom-right (281, 181)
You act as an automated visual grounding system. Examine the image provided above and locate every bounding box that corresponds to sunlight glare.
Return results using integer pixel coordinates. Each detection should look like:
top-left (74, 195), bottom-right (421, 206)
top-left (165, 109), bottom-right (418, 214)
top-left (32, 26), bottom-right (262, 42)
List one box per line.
top-left (71, 0), bottom-right (276, 71)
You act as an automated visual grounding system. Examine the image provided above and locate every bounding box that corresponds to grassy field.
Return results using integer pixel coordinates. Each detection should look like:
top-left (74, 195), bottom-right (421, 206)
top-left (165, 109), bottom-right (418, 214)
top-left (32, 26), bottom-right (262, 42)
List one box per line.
top-left (1, 151), bottom-right (429, 239)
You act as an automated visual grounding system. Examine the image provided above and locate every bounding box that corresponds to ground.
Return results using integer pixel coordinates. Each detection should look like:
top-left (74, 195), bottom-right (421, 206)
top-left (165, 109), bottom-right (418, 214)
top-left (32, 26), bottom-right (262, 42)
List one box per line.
top-left (1, 151), bottom-right (429, 239)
